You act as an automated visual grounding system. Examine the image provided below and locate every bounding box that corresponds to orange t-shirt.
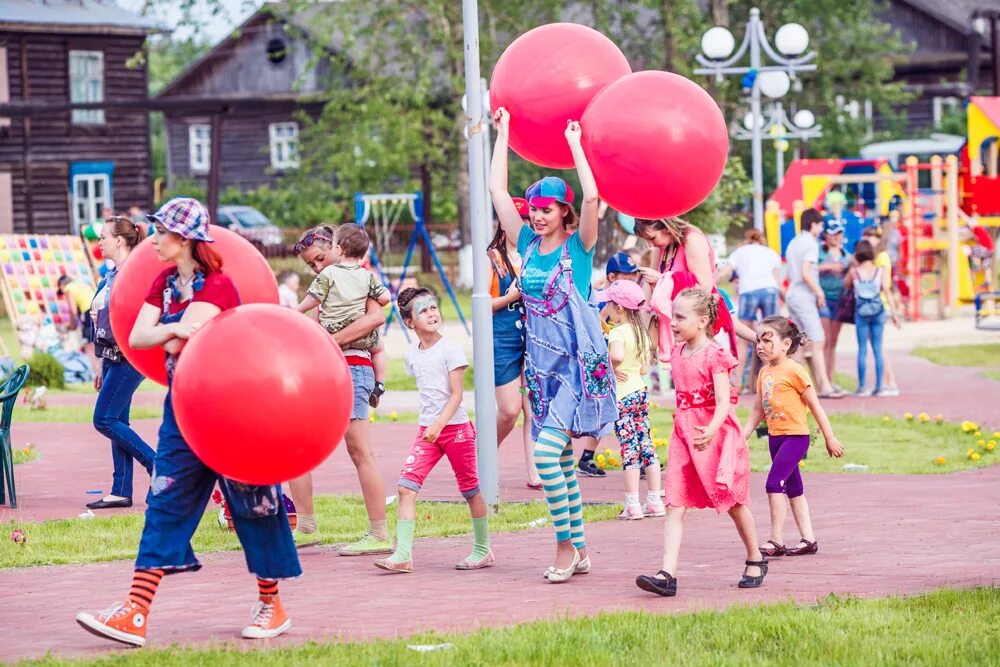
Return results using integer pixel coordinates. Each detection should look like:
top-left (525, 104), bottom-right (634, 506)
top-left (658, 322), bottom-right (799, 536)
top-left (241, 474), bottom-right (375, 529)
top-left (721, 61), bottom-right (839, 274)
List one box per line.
top-left (757, 359), bottom-right (812, 435)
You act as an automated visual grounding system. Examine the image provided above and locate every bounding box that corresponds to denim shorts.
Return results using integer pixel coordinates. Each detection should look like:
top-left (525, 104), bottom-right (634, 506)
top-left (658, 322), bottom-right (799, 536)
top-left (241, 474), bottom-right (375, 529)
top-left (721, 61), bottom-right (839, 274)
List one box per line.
top-left (350, 364), bottom-right (375, 421)
top-left (737, 287), bottom-right (779, 322)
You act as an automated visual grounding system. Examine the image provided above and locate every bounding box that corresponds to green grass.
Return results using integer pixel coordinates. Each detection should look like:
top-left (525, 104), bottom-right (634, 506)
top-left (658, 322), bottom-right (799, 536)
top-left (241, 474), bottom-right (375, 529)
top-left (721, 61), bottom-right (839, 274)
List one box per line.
top-left (12, 403), bottom-right (162, 423)
top-left (983, 370), bottom-right (1000, 383)
top-left (12, 443), bottom-right (37, 464)
top-left (18, 587), bottom-right (1000, 666)
top-left (0, 496), bottom-right (619, 569)
top-left (912, 343), bottom-right (1000, 368)
top-left (634, 406), bottom-right (999, 475)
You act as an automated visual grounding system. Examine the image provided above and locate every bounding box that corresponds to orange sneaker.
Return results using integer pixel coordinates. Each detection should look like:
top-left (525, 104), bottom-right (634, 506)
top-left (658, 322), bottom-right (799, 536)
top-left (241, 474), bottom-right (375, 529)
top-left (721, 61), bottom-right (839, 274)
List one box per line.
top-left (76, 601), bottom-right (148, 647)
top-left (241, 595), bottom-right (291, 639)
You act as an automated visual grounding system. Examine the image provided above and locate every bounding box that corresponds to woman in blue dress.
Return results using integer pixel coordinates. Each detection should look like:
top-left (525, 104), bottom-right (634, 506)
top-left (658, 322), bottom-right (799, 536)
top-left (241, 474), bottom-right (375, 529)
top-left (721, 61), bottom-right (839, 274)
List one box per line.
top-left (489, 108), bottom-right (617, 584)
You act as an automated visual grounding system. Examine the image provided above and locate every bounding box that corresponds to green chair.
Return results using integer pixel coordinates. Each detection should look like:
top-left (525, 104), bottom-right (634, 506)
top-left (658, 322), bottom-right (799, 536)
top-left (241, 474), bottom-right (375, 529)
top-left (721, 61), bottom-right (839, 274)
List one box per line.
top-left (0, 365), bottom-right (30, 508)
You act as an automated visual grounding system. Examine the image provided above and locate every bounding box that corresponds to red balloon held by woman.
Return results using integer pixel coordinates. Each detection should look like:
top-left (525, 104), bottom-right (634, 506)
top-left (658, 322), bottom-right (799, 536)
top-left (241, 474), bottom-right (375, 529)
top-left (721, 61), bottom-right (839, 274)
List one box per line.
top-left (171, 304), bottom-right (352, 485)
top-left (109, 225), bottom-right (278, 385)
top-left (581, 71), bottom-right (729, 219)
top-left (490, 23), bottom-right (631, 169)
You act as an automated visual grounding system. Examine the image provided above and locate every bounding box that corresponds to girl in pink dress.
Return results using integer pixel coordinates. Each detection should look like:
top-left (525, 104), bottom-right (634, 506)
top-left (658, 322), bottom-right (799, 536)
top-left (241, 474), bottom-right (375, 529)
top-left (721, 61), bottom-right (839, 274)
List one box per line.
top-left (636, 288), bottom-right (766, 597)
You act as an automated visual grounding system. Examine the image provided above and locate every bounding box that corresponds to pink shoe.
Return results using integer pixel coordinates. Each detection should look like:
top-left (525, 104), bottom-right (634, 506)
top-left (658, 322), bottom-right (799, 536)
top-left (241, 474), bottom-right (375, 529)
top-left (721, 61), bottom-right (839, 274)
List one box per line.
top-left (643, 499), bottom-right (666, 517)
top-left (618, 504), bottom-right (644, 521)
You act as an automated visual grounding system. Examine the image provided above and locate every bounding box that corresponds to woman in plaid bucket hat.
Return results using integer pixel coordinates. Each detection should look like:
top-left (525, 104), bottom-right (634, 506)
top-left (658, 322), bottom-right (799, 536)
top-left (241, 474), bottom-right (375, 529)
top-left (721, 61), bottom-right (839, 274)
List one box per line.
top-left (76, 198), bottom-right (301, 647)
top-left (490, 107), bottom-right (617, 583)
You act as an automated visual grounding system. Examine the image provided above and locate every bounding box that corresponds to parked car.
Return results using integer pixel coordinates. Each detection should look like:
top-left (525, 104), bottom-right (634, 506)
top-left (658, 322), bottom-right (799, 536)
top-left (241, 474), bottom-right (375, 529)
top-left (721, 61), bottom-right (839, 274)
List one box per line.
top-left (215, 206), bottom-right (284, 251)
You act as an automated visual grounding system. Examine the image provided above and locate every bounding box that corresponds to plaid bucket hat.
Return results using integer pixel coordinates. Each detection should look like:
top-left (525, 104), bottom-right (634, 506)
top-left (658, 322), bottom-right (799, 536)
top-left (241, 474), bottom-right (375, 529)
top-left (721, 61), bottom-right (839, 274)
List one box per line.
top-left (147, 198), bottom-right (214, 242)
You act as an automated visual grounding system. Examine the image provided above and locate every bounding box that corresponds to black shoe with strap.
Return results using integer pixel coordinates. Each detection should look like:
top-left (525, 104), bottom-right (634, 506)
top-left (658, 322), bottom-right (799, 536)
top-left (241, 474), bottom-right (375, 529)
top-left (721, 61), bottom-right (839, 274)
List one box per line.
top-left (577, 458), bottom-right (606, 477)
top-left (86, 498), bottom-right (133, 510)
top-left (636, 570), bottom-right (677, 597)
top-left (369, 382), bottom-right (385, 408)
top-left (738, 559), bottom-right (768, 588)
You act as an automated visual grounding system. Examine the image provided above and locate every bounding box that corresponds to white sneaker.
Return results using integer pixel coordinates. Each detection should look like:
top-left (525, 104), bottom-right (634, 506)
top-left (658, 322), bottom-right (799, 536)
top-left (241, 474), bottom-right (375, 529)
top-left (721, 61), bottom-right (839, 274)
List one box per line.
top-left (642, 498), bottom-right (667, 517)
top-left (618, 504), bottom-right (644, 521)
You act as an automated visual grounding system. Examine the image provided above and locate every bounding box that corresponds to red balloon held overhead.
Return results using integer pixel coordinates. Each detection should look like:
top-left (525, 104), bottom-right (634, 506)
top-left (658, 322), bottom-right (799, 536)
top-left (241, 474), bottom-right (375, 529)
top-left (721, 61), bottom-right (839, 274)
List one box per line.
top-left (109, 226), bottom-right (279, 386)
top-left (490, 23), bottom-right (631, 169)
top-left (581, 71), bottom-right (729, 219)
top-left (172, 304), bottom-right (352, 485)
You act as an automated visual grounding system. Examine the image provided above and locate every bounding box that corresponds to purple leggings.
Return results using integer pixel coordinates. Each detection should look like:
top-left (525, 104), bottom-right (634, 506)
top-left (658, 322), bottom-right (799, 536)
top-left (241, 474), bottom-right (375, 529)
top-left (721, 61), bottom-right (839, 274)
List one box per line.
top-left (766, 434), bottom-right (810, 498)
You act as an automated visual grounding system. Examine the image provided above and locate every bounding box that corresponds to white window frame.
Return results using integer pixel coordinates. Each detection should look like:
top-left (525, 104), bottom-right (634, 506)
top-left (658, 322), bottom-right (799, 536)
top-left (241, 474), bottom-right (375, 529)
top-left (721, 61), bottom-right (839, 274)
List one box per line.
top-left (69, 50), bottom-right (105, 125)
top-left (269, 121), bottom-right (299, 169)
top-left (189, 123), bottom-right (211, 172)
top-left (71, 173), bottom-right (111, 233)
top-left (932, 96), bottom-right (961, 127)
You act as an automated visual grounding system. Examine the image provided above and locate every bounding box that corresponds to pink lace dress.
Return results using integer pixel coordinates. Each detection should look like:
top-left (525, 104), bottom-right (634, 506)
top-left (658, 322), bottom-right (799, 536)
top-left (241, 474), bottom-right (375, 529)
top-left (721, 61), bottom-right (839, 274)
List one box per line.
top-left (664, 342), bottom-right (750, 513)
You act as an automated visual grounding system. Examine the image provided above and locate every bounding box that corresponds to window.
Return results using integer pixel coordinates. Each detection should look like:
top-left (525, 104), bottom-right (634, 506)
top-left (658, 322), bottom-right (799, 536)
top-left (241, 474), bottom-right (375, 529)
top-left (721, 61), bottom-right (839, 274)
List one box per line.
top-left (932, 97), bottom-right (961, 127)
top-left (269, 122), bottom-right (299, 169)
top-left (189, 124), bottom-right (211, 172)
top-left (69, 50), bottom-right (104, 125)
top-left (70, 162), bottom-right (114, 234)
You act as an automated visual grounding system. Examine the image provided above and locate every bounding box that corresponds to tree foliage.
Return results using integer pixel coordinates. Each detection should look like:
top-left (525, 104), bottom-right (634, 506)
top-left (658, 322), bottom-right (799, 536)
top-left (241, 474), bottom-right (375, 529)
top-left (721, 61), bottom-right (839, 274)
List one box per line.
top-left (145, 0), bottom-right (912, 233)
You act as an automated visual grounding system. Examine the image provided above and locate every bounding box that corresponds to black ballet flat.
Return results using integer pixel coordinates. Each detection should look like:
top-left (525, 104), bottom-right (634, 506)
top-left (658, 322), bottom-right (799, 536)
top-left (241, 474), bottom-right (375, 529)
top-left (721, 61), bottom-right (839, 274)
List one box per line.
top-left (636, 570), bottom-right (677, 597)
top-left (85, 498), bottom-right (133, 510)
top-left (738, 559), bottom-right (768, 588)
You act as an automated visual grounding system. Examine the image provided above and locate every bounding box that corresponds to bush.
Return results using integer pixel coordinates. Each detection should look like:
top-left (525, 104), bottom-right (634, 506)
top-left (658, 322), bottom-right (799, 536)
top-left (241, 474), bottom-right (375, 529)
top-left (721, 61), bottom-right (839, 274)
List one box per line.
top-left (26, 352), bottom-right (65, 390)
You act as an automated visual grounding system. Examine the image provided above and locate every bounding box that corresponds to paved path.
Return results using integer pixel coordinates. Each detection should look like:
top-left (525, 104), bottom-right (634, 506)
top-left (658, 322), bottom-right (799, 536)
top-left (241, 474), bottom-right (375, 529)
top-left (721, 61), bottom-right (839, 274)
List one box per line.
top-left (0, 322), bottom-right (997, 662)
top-left (2, 464), bottom-right (998, 662)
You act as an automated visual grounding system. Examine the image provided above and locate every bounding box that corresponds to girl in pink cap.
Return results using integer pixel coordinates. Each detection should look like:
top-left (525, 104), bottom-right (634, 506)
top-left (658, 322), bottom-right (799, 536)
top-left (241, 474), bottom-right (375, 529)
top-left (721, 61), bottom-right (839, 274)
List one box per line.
top-left (596, 280), bottom-right (664, 520)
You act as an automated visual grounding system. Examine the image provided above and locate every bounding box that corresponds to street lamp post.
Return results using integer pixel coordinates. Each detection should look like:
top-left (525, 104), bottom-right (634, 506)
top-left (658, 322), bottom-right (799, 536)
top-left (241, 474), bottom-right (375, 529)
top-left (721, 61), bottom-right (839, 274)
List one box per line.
top-left (734, 103), bottom-right (822, 188)
top-left (695, 8), bottom-right (817, 231)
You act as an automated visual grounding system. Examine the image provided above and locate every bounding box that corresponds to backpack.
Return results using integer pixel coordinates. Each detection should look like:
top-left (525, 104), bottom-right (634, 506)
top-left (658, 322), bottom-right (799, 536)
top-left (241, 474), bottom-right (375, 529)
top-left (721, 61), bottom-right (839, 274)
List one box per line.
top-left (853, 267), bottom-right (885, 318)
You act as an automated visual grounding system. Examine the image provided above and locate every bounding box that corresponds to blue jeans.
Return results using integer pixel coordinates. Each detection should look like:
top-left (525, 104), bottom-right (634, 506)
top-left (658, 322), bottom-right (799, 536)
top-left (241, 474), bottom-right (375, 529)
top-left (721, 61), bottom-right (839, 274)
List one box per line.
top-left (738, 287), bottom-right (779, 322)
top-left (93, 359), bottom-right (155, 498)
top-left (135, 392), bottom-right (301, 579)
top-left (855, 311), bottom-right (886, 393)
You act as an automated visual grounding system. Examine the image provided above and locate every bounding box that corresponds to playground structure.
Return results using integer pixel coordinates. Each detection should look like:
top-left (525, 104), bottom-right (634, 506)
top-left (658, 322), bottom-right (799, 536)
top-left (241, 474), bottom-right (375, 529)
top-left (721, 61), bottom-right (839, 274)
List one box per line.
top-left (765, 96), bottom-right (1000, 323)
top-left (355, 192), bottom-right (470, 341)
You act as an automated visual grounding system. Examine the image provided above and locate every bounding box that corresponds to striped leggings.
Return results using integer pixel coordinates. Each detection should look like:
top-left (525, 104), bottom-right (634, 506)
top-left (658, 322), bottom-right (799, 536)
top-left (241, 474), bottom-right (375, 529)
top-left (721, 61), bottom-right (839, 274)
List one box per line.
top-left (533, 428), bottom-right (585, 549)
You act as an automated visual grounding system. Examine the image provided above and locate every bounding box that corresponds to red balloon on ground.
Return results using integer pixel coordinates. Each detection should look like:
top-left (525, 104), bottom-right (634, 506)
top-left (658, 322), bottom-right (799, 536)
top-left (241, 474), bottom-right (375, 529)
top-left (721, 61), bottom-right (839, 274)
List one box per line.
top-left (490, 23), bottom-right (631, 169)
top-left (581, 71), bottom-right (729, 219)
top-left (172, 304), bottom-right (351, 485)
top-left (109, 226), bottom-right (279, 386)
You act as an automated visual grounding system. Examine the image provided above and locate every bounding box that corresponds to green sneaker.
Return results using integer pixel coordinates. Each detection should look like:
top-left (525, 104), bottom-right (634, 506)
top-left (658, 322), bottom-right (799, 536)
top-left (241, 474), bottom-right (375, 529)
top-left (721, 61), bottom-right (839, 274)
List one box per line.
top-left (294, 529), bottom-right (322, 549)
top-left (336, 533), bottom-right (394, 556)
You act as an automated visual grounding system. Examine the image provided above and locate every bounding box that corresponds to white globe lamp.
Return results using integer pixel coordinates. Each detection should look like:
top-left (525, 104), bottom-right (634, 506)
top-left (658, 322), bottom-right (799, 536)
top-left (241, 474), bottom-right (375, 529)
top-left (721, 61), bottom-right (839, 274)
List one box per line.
top-left (758, 71), bottom-right (791, 99)
top-left (775, 23), bottom-right (809, 56)
top-left (793, 109), bottom-right (816, 129)
top-left (701, 27), bottom-right (736, 60)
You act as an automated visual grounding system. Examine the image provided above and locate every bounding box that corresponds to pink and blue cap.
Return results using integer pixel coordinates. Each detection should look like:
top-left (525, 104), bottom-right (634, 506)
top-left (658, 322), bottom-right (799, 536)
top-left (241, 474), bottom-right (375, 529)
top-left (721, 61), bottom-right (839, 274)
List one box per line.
top-left (591, 280), bottom-right (649, 311)
top-left (525, 177), bottom-right (575, 209)
top-left (147, 197), bottom-right (215, 242)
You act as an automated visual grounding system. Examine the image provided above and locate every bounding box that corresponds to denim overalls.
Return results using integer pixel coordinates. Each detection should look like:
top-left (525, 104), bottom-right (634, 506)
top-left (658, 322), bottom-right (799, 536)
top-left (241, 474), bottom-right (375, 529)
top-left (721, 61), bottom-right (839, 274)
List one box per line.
top-left (520, 238), bottom-right (618, 440)
top-left (134, 275), bottom-right (301, 579)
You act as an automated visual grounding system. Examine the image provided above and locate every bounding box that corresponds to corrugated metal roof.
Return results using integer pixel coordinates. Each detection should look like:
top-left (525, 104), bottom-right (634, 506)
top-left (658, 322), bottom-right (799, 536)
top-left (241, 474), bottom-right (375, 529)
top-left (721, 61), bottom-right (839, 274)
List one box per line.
top-left (0, 0), bottom-right (160, 32)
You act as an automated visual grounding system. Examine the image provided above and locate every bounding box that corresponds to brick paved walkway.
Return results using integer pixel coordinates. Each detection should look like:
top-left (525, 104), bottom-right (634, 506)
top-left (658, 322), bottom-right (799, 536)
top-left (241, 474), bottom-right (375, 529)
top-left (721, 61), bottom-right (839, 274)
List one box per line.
top-left (1, 344), bottom-right (998, 662)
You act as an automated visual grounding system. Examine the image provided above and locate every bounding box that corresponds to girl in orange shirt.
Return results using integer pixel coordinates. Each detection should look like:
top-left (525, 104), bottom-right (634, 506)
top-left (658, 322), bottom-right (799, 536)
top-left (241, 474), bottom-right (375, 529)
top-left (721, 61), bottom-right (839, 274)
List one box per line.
top-left (742, 316), bottom-right (844, 559)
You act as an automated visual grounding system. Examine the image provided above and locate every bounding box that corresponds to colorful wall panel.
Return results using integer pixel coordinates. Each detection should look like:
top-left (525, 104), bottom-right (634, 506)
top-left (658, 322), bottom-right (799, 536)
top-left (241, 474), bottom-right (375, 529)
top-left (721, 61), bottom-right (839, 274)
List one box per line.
top-left (0, 235), bottom-right (97, 326)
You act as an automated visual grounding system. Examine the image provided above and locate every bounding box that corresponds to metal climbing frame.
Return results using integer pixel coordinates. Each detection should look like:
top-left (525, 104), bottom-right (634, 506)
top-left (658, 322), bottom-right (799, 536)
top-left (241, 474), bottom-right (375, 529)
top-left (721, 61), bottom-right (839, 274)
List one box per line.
top-left (354, 192), bottom-right (470, 340)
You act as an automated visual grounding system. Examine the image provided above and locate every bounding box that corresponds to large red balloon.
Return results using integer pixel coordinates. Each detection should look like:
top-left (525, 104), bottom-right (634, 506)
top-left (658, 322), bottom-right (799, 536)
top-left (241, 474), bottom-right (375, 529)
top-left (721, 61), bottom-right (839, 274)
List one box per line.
top-left (109, 226), bottom-right (279, 385)
top-left (581, 71), bottom-right (729, 219)
top-left (172, 304), bottom-right (352, 485)
top-left (490, 23), bottom-right (631, 169)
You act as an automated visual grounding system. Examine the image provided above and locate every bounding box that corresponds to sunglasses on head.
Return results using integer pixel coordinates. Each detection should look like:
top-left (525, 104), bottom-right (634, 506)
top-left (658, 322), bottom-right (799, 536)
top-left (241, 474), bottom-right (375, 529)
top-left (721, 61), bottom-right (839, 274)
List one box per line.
top-left (293, 232), bottom-right (332, 255)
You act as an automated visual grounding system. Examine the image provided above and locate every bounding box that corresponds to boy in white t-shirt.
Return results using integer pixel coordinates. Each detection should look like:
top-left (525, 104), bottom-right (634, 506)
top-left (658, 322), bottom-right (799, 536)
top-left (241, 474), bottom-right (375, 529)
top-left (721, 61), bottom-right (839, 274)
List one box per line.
top-left (374, 287), bottom-right (494, 574)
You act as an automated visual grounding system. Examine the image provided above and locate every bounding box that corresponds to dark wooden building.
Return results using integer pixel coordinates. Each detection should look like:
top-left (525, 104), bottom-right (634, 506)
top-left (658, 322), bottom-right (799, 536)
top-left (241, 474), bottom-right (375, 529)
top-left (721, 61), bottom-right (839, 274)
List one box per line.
top-left (877, 0), bottom-right (1000, 132)
top-left (0, 0), bottom-right (157, 234)
top-left (157, 6), bottom-right (334, 192)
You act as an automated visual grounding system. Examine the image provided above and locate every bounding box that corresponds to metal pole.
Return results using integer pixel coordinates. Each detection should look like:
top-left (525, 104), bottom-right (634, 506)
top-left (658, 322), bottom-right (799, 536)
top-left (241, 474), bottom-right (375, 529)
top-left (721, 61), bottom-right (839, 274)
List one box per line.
top-left (461, 0), bottom-right (499, 512)
top-left (776, 144), bottom-right (784, 187)
top-left (749, 8), bottom-right (765, 231)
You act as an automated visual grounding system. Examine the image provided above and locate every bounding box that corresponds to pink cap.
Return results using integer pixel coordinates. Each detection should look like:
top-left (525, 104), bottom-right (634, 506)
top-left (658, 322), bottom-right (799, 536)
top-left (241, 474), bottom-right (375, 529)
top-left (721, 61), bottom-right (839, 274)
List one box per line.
top-left (592, 280), bottom-right (648, 310)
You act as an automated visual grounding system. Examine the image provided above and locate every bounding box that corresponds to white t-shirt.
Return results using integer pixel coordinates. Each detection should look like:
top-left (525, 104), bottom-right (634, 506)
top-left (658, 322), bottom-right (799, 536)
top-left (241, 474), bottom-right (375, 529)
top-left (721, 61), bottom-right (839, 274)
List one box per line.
top-left (278, 284), bottom-right (298, 308)
top-left (726, 244), bottom-right (781, 294)
top-left (784, 232), bottom-right (819, 295)
top-left (405, 337), bottom-right (470, 427)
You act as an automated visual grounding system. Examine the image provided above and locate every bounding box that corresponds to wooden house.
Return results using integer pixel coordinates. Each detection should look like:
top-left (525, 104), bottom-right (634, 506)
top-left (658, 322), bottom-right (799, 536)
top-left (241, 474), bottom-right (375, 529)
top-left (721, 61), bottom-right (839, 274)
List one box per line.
top-left (877, 0), bottom-right (1000, 132)
top-left (0, 0), bottom-right (157, 234)
top-left (157, 5), bottom-right (335, 192)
